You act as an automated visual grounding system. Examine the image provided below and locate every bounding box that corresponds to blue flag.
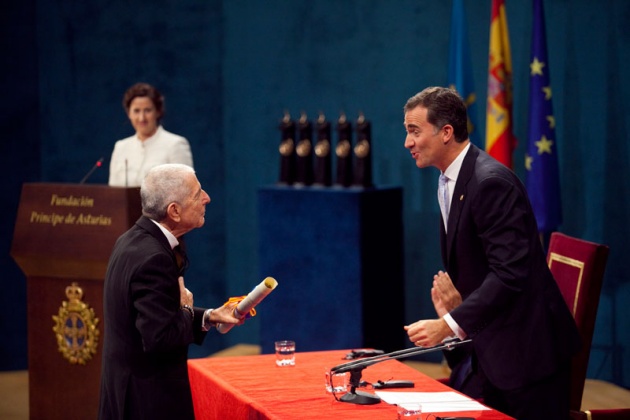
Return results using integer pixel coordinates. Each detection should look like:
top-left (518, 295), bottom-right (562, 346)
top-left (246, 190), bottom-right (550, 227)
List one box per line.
top-left (448, 0), bottom-right (481, 147)
top-left (526, 0), bottom-right (562, 233)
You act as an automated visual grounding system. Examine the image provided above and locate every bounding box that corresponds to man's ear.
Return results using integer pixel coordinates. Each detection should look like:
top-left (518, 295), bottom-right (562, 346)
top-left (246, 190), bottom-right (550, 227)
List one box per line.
top-left (166, 202), bottom-right (182, 223)
top-left (441, 124), bottom-right (454, 144)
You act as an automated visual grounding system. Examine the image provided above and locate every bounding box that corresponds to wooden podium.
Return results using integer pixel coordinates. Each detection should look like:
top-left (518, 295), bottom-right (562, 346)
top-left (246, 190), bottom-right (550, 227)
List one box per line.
top-left (10, 183), bottom-right (142, 420)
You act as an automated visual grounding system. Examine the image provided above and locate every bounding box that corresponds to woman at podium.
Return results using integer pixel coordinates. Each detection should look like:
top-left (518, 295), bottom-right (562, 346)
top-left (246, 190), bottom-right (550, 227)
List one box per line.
top-left (108, 83), bottom-right (194, 187)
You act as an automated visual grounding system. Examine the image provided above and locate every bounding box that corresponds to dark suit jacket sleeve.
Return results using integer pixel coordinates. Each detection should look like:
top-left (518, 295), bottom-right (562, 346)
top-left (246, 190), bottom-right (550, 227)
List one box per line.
top-left (192, 307), bottom-right (208, 344)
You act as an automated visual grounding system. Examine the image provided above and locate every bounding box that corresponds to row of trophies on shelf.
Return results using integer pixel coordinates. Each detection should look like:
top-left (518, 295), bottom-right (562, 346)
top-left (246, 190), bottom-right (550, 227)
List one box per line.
top-left (278, 111), bottom-right (373, 188)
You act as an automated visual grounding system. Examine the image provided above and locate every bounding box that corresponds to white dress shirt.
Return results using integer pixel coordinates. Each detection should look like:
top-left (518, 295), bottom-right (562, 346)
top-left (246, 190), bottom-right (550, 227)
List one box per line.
top-left (108, 126), bottom-right (194, 187)
top-left (441, 143), bottom-right (470, 340)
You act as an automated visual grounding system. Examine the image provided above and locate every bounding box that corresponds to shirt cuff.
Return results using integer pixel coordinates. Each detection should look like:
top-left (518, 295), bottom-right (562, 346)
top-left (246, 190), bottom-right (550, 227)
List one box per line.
top-left (443, 313), bottom-right (467, 340)
top-left (202, 308), bottom-right (216, 331)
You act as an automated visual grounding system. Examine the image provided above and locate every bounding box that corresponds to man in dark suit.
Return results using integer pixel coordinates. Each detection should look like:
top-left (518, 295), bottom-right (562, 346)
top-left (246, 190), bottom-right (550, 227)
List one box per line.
top-left (402, 87), bottom-right (581, 419)
top-left (98, 163), bottom-right (243, 420)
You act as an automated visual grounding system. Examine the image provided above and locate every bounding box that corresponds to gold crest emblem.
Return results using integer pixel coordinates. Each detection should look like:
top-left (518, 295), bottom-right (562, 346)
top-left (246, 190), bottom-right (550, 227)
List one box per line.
top-left (52, 282), bottom-right (99, 365)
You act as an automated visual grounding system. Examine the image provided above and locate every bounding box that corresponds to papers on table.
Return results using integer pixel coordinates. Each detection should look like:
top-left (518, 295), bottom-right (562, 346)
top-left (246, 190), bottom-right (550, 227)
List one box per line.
top-left (374, 391), bottom-right (490, 413)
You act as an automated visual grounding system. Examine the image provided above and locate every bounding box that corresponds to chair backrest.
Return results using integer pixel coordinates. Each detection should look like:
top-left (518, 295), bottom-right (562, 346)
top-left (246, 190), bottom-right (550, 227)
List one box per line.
top-left (547, 232), bottom-right (610, 412)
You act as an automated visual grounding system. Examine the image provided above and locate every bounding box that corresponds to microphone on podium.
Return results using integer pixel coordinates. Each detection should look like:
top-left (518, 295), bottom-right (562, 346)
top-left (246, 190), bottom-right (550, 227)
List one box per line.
top-left (79, 157), bottom-right (104, 184)
top-left (217, 277), bottom-right (278, 334)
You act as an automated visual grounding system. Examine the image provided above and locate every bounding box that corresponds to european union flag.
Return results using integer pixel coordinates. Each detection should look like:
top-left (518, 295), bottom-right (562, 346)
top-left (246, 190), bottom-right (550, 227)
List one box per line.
top-left (448, 0), bottom-right (481, 148)
top-left (526, 0), bottom-right (562, 233)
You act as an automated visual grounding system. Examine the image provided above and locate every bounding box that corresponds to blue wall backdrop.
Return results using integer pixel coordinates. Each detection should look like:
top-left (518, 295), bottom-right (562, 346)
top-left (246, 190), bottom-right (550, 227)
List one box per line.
top-left (1, 0), bottom-right (629, 389)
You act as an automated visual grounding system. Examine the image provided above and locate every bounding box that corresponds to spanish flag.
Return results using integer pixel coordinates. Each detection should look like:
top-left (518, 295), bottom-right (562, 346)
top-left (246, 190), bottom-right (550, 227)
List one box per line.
top-left (485, 0), bottom-right (516, 168)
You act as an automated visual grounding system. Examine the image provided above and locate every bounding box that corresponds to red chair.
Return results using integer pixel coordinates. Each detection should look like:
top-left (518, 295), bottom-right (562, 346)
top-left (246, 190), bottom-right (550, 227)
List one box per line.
top-left (546, 233), bottom-right (630, 419)
top-left (547, 232), bottom-right (610, 413)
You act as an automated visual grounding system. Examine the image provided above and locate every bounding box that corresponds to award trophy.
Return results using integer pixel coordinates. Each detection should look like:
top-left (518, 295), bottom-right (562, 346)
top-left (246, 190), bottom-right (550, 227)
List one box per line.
top-left (353, 112), bottom-right (373, 188)
top-left (313, 112), bottom-right (332, 186)
top-left (278, 111), bottom-right (296, 185)
top-left (335, 112), bottom-right (353, 187)
top-left (295, 111), bottom-right (314, 186)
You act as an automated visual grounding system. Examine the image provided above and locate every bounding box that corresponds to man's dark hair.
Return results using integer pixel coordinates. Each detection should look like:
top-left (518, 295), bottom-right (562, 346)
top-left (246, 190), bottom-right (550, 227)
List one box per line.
top-left (404, 87), bottom-right (469, 142)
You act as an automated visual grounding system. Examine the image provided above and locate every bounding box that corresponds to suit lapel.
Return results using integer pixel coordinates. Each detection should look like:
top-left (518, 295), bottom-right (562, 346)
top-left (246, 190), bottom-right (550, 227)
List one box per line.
top-left (445, 144), bottom-right (479, 265)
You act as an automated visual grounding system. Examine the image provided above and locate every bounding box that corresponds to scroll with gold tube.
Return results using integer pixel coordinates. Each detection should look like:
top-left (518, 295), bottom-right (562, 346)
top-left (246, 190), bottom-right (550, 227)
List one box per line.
top-left (217, 277), bottom-right (279, 334)
top-left (278, 111), bottom-right (296, 185)
top-left (335, 112), bottom-right (353, 187)
top-left (313, 112), bottom-right (332, 186)
top-left (353, 112), bottom-right (373, 188)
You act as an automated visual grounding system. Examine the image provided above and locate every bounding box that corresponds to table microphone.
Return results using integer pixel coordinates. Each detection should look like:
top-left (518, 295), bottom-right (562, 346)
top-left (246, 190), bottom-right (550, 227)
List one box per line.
top-left (329, 339), bottom-right (471, 405)
top-left (79, 157), bottom-right (104, 184)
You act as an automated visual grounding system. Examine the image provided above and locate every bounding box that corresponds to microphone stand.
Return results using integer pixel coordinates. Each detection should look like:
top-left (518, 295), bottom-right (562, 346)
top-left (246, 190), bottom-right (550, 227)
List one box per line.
top-left (79, 157), bottom-right (104, 184)
top-left (330, 338), bottom-right (471, 405)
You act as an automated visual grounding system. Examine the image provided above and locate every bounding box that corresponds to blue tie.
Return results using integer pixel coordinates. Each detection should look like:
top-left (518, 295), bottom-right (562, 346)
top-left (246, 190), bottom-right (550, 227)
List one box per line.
top-left (438, 174), bottom-right (450, 228)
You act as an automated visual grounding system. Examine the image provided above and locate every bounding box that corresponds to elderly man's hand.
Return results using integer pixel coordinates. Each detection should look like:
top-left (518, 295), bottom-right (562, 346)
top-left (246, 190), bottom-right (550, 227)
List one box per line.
top-left (178, 277), bottom-right (193, 307)
top-left (209, 301), bottom-right (245, 325)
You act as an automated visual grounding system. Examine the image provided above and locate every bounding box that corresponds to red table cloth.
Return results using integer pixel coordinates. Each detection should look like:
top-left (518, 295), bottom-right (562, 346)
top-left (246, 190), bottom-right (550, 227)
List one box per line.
top-left (188, 349), bottom-right (514, 419)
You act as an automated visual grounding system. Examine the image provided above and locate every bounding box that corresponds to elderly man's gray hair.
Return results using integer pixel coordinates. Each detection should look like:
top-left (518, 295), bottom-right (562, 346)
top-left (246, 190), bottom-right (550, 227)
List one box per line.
top-left (141, 164), bottom-right (196, 221)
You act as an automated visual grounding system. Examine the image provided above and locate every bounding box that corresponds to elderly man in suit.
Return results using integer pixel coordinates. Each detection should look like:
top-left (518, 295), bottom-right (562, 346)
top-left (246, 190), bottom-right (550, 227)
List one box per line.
top-left (402, 87), bottom-right (580, 420)
top-left (99, 163), bottom-right (242, 420)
